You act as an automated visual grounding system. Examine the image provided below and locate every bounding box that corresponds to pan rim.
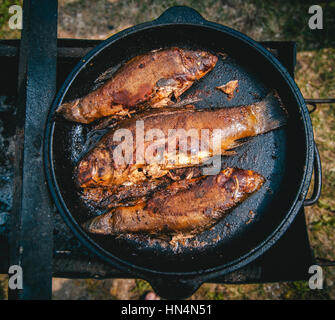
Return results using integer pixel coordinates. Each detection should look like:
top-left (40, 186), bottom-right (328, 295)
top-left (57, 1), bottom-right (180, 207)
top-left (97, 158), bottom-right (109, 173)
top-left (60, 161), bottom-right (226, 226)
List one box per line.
top-left (43, 20), bottom-right (314, 278)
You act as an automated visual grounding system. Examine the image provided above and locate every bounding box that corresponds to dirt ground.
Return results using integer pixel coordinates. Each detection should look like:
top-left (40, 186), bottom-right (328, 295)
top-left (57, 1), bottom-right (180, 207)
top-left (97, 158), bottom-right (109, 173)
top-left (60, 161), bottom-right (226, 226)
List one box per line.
top-left (0, 0), bottom-right (334, 300)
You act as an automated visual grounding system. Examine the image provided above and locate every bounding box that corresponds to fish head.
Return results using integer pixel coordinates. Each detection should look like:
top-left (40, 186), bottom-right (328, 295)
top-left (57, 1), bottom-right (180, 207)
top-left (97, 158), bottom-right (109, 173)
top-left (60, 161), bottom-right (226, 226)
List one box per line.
top-left (75, 147), bottom-right (114, 188)
top-left (217, 168), bottom-right (265, 196)
top-left (178, 49), bottom-right (218, 78)
top-left (82, 210), bottom-right (114, 235)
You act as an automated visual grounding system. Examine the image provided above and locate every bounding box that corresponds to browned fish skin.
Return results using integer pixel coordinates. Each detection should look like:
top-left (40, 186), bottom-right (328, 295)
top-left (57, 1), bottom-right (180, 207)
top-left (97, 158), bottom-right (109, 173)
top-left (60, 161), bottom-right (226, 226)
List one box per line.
top-left (76, 94), bottom-right (285, 188)
top-left (81, 167), bottom-right (201, 208)
top-left (56, 48), bottom-right (218, 124)
top-left (83, 168), bottom-right (265, 236)
top-left (81, 180), bottom-right (164, 209)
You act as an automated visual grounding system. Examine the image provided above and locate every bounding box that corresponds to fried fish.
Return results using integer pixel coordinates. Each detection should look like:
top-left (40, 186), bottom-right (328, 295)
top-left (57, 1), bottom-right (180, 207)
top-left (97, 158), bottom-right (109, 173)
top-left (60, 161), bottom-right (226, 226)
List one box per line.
top-left (83, 168), bottom-right (265, 236)
top-left (57, 48), bottom-right (218, 124)
top-left (76, 93), bottom-right (286, 188)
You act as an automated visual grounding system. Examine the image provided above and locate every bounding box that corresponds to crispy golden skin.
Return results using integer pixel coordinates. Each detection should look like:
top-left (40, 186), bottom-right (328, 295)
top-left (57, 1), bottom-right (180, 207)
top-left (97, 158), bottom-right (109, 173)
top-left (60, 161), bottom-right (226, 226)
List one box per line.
top-left (83, 168), bottom-right (265, 236)
top-left (76, 94), bottom-right (285, 188)
top-left (57, 48), bottom-right (218, 124)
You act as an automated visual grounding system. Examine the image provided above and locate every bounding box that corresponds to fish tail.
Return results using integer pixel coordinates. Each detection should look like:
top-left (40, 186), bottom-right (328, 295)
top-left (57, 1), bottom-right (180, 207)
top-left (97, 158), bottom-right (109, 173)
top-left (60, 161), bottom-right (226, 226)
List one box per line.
top-left (254, 91), bottom-right (287, 134)
top-left (56, 98), bottom-right (87, 123)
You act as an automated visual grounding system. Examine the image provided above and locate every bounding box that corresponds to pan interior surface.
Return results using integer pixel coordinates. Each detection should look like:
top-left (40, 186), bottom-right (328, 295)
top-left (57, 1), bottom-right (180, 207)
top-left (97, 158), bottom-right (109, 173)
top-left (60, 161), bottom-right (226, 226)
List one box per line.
top-left (50, 25), bottom-right (309, 274)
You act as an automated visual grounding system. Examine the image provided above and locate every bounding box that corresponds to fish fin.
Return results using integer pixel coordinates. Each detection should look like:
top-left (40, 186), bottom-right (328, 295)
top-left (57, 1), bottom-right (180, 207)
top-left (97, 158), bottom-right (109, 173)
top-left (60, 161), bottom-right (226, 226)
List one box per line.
top-left (91, 114), bottom-right (127, 131)
top-left (255, 91), bottom-right (287, 134)
top-left (222, 150), bottom-right (237, 156)
top-left (226, 136), bottom-right (254, 151)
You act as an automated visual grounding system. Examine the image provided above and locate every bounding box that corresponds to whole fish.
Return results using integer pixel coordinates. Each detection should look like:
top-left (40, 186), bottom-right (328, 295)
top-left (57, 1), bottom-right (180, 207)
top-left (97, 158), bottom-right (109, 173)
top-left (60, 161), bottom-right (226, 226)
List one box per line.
top-left (57, 48), bottom-right (218, 124)
top-left (76, 93), bottom-right (286, 188)
top-left (83, 168), bottom-right (265, 236)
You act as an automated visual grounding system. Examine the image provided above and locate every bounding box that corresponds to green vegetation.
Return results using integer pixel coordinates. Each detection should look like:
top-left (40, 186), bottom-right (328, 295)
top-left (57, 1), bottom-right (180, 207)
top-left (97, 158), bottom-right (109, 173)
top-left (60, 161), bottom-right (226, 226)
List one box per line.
top-left (57, 0), bottom-right (335, 49)
top-left (282, 281), bottom-right (330, 300)
top-left (0, 0), bottom-right (22, 39)
top-left (0, 275), bottom-right (8, 300)
top-left (132, 279), bottom-right (152, 296)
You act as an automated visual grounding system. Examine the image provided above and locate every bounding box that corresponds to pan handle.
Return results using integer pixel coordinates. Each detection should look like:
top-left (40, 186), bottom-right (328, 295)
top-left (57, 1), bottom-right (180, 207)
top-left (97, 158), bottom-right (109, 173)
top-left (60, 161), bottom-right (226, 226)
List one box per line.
top-left (155, 6), bottom-right (206, 24)
top-left (304, 143), bottom-right (322, 206)
top-left (148, 277), bottom-right (202, 300)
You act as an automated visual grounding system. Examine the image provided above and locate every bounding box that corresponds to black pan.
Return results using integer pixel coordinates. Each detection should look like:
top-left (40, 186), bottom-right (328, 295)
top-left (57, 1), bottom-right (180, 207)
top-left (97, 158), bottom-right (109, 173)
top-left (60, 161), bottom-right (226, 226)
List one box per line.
top-left (44, 6), bottom-right (321, 299)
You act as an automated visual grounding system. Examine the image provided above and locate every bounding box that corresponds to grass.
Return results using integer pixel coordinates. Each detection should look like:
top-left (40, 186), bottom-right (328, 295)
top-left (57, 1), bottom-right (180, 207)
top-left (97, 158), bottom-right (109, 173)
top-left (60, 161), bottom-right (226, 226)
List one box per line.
top-left (296, 48), bottom-right (335, 299)
top-left (0, 275), bottom-right (8, 300)
top-left (281, 281), bottom-right (330, 300)
top-left (132, 279), bottom-right (152, 297)
top-left (294, 44), bottom-right (335, 300)
top-left (57, 0), bottom-right (335, 49)
top-left (0, 0), bottom-right (22, 39)
top-left (1, 0), bottom-right (335, 300)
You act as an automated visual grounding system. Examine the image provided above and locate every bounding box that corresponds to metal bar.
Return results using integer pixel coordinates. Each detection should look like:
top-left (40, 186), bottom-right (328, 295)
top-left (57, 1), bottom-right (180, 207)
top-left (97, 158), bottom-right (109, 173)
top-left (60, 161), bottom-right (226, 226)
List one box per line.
top-left (0, 39), bottom-right (101, 59)
top-left (316, 257), bottom-right (335, 267)
top-left (305, 98), bottom-right (335, 104)
top-left (305, 99), bottom-right (335, 113)
top-left (260, 41), bottom-right (296, 76)
top-left (9, 0), bottom-right (58, 300)
top-left (304, 144), bottom-right (322, 206)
